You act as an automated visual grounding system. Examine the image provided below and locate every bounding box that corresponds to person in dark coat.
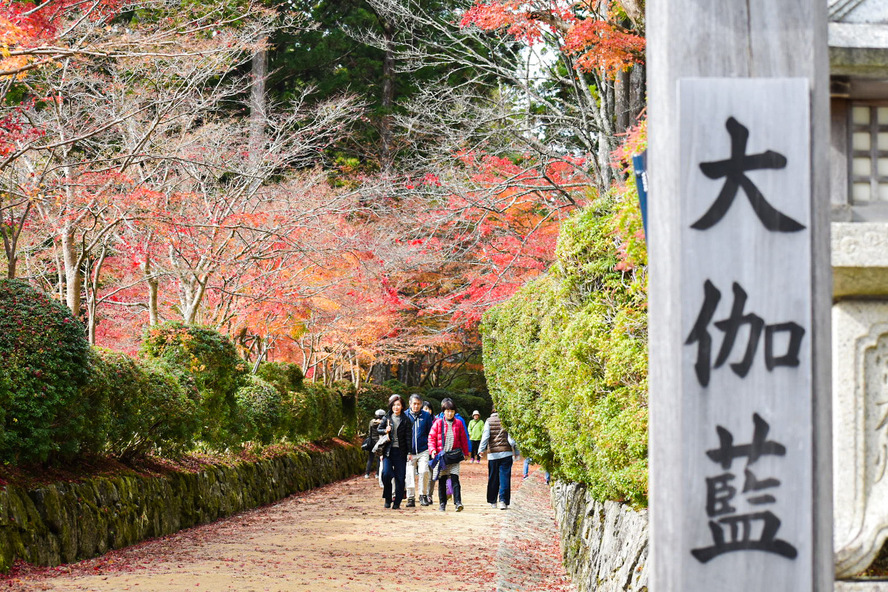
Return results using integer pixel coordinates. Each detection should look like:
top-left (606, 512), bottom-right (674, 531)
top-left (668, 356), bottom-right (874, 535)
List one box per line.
top-left (364, 409), bottom-right (386, 478)
top-left (378, 394), bottom-right (412, 509)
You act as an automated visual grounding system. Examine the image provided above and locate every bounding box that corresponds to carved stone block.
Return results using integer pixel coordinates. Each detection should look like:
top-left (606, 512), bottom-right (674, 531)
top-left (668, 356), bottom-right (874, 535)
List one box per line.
top-left (833, 300), bottom-right (888, 576)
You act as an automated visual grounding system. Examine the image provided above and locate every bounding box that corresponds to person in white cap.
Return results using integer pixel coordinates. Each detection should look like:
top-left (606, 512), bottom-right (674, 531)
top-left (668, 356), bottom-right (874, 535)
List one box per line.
top-left (468, 410), bottom-right (484, 463)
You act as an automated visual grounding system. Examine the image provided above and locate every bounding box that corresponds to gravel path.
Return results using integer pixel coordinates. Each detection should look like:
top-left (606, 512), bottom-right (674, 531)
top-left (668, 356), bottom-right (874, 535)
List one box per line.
top-left (1, 461), bottom-right (574, 592)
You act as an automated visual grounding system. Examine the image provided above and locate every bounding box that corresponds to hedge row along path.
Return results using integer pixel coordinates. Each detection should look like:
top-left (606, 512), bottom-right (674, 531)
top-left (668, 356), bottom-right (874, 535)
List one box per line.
top-left (1, 462), bottom-right (574, 592)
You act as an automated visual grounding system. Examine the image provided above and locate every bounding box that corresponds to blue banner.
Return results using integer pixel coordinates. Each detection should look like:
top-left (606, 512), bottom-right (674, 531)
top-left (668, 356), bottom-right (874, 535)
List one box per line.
top-left (632, 151), bottom-right (648, 238)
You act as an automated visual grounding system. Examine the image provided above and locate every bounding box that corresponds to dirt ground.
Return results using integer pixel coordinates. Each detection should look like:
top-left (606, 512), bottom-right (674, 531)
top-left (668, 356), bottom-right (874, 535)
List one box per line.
top-left (1, 461), bottom-right (575, 592)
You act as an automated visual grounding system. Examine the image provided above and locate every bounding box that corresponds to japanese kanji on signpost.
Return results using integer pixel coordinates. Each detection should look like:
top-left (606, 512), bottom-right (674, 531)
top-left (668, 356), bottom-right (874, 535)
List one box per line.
top-left (680, 77), bottom-right (815, 588)
top-left (649, 2), bottom-right (832, 590)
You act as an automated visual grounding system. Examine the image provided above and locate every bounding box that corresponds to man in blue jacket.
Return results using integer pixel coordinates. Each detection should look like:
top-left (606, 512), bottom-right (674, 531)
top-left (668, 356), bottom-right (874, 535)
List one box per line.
top-left (405, 393), bottom-right (434, 507)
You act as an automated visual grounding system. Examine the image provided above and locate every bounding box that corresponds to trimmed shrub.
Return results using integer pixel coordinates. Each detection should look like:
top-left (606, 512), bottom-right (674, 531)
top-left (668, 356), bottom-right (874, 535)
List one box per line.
top-left (355, 383), bottom-right (392, 431)
top-left (0, 369), bottom-right (8, 452)
top-left (76, 348), bottom-right (113, 456)
top-left (99, 349), bottom-right (200, 460)
top-left (330, 381), bottom-right (358, 437)
top-left (482, 189), bottom-right (648, 508)
top-left (286, 382), bottom-right (344, 442)
top-left (382, 379), bottom-right (409, 394)
top-left (0, 280), bottom-right (91, 464)
top-left (255, 361), bottom-right (304, 395)
top-left (235, 374), bottom-right (287, 444)
top-left (141, 322), bottom-right (246, 447)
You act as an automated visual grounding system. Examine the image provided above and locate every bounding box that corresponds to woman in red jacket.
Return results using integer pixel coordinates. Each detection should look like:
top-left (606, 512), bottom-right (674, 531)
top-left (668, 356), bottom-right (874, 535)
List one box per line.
top-left (428, 398), bottom-right (471, 511)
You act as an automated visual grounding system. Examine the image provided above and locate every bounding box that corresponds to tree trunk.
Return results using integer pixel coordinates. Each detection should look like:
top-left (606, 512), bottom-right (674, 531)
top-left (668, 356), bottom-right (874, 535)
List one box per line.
top-left (181, 279), bottom-right (206, 325)
top-left (379, 20), bottom-right (396, 173)
top-left (249, 43), bottom-right (267, 169)
top-left (629, 63), bottom-right (646, 125)
top-left (85, 245), bottom-right (108, 345)
top-left (615, 67), bottom-right (631, 135)
top-left (143, 252), bottom-right (159, 325)
top-left (53, 238), bottom-right (64, 302)
top-left (351, 347), bottom-right (362, 390)
top-left (61, 226), bottom-right (82, 316)
top-left (370, 362), bottom-right (391, 384)
top-left (596, 76), bottom-right (617, 189)
top-left (1, 201), bottom-right (30, 279)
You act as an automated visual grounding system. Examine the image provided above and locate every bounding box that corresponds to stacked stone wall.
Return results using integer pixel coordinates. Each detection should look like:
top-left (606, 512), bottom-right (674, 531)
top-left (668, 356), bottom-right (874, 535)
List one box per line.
top-left (0, 442), bottom-right (364, 571)
top-left (551, 481), bottom-right (649, 592)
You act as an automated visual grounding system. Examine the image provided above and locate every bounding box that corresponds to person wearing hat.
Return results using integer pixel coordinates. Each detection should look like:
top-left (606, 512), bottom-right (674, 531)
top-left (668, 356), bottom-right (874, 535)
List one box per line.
top-left (468, 410), bottom-right (484, 463)
top-left (378, 394), bottom-right (412, 509)
top-left (364, 409), bottom-right (386, 479)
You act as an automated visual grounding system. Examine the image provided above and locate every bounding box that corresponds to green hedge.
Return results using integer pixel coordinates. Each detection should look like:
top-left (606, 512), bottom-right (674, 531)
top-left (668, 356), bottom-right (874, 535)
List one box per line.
top-left (256, 361), bottom-right (304, 395)
top-left (235, 374), bottom-right (288, 444)
top-left (482, 189), bottom-right (648, 508)
top-left (287, 382), bottom-right (345, 442)
top-left (141, 322), bottom-right (246, 446)
top-left (0, 280), bottom-right (91, 464)
top-left (99, 350), bottom-right (201, 460)
top-left (0, 293), bottom-right (368, 464)
top-left (355, 383), bottom-right (393, 433)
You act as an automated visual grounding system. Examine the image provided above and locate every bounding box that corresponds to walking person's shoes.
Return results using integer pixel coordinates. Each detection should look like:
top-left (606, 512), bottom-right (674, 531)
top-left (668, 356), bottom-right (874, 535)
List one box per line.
top-left (420, 495), bottom-right (431, 506)
top-left (364, 474), bottom-right (370, 479)
top-left (489, 503), bottom-right (497, 509)
top-left (406, 497), bottom-right (416, 508)
top-left (385, 501), bottom-right (391, 509)
top-left (455, 503), bottom-right (464, 512)
top-left (498, 500), bottom-right (507, 510)
top-left (439, 504), bottom-right (446, 512)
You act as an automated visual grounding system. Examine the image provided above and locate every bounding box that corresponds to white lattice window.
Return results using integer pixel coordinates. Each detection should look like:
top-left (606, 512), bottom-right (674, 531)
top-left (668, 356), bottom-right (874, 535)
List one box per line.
top-left (850, 103), bottom-right (888, 202)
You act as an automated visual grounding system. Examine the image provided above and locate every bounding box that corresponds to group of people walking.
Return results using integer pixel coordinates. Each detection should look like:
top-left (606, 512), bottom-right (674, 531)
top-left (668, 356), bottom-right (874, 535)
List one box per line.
top-left (364, 393), bottom-right (520, 512)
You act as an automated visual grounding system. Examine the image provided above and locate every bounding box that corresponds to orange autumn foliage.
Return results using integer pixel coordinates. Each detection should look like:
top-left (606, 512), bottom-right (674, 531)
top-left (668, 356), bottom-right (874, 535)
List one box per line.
top-left (460, 0), bottom-right (644, 76)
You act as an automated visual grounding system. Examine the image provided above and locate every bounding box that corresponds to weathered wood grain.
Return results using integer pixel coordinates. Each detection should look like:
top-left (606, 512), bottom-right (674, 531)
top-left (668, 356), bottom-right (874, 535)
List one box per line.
top-left (648, 2), bottom-right (832, 591)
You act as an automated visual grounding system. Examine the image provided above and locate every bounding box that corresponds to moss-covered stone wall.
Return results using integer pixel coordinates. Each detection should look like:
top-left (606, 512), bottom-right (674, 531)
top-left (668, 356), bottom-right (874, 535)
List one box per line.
top-left (551, 480), bottom-right (649, 592)
top-left (0, 442), bottom-right (364, 571)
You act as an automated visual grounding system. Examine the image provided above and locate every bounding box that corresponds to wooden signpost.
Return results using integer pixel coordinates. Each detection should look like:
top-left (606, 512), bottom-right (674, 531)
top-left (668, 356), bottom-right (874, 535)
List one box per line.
top-left (648, 3), bottom-right (832, 592)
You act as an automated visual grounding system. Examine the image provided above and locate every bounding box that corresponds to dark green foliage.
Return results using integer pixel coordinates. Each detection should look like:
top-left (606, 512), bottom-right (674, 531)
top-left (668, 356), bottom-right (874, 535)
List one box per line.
top-left (482, 191), bottom-right (648, 508)
top-left (141, 322), bottom-right (246, 447)
top-left (0, 369), bottom-right (8, 454)
top-left (355, 383), bottom-right (393, 432)
top-left (267, 0), bottom-right (498, 170)
top-left (255, 361), bottom-right (304, 395)
top-left (0, 280), bottom-right (91, 464)
top-left (286, 382), bottom-right (345, 442)
top-left (75, 348), bottom-right (113, 456)
top-left (97, 350), bottom-right (201, 461)
top-left (235, 374), bottom-right (287, 444)
top-left (426, 387), bottom-right (491, 420)
top-left (381, 379), bottom-right (409, 395)
top-left (330, 381), bottom-right (358, 438)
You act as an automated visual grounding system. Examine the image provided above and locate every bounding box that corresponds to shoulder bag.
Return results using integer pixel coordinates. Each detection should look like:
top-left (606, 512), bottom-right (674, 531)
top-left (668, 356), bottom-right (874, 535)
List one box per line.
top-left (442, 421), bottom-right (464, 464)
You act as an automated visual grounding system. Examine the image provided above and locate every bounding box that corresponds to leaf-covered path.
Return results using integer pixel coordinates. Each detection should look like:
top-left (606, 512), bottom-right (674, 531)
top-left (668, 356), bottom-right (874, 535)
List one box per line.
top-left (2, 462), bottom-right (574, 592)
